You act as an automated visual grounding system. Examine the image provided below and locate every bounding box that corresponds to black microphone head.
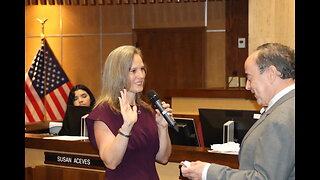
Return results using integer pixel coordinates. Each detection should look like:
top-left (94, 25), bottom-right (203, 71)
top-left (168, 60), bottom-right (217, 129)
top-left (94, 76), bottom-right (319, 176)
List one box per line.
top-left (147, 90), bottom-right (160, 103)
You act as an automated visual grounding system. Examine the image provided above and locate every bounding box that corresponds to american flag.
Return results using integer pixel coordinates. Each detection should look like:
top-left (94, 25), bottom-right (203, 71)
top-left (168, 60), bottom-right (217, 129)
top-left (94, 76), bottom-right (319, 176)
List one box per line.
top-left (25, 38), bottom-right (73, 123)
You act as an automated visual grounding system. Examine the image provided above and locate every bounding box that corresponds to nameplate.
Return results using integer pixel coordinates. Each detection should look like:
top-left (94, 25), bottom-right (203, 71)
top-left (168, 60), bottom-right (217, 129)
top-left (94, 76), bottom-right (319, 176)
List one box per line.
top-left (44, 152), bottom-right (105, 170)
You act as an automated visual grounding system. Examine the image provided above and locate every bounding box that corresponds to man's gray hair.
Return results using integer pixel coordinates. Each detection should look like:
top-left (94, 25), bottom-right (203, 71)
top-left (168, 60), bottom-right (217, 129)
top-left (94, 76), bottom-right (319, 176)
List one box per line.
top-left (256, 43), bottom-right (295, 79)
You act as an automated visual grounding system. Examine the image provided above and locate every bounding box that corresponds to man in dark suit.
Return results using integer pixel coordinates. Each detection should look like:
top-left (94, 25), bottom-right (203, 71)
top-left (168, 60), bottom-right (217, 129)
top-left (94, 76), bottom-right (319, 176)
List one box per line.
top-left (181, 43), bottom-right (295, 180)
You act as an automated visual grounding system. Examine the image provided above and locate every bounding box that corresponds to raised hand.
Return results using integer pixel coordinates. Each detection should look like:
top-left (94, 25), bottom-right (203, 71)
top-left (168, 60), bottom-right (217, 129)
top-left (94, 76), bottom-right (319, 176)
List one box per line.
top-left (118, 89), bottom-right (138, 128)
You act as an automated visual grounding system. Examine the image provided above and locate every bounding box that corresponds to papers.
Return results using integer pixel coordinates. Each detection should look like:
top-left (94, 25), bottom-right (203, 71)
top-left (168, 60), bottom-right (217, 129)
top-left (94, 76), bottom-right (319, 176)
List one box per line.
top-left (43, 136), bottom-right (88, 141)
top-left (208, 142), bottom-right (240, 155)
top-left (180, 161), bottom-right (191, 168)
top-left (49, 122), bottom-right (62, 128)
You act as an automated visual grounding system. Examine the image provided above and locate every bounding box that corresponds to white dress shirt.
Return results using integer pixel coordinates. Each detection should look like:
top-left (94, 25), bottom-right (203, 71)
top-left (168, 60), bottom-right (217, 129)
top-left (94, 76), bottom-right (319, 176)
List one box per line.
top-left (260, 83), bottom-right (295, 114)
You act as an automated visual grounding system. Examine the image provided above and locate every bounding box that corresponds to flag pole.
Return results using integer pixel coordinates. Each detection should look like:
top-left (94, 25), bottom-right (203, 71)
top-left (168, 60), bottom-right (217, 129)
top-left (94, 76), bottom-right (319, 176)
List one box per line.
top-left (37, 18), bottom-right (48, 39)
top-left (37, 18), bottom-right (48, 121)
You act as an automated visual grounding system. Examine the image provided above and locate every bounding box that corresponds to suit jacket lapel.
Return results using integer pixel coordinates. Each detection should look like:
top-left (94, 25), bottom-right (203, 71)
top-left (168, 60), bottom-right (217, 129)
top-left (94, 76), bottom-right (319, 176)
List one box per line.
top-left (240, 89), bottom-right (295, 146)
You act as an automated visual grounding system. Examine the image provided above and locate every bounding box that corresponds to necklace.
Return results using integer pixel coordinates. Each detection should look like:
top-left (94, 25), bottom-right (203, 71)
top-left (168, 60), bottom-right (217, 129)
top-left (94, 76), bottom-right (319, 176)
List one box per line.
top-left (137, 105), bottom-right (141, 114)
top-left (130, 105), bottom-right (141, 114)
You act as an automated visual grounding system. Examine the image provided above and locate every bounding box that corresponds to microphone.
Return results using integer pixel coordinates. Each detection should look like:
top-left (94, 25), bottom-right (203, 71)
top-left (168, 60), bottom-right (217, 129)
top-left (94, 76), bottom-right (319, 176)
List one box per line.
top-left (147, 90), bottom-right (179, 133)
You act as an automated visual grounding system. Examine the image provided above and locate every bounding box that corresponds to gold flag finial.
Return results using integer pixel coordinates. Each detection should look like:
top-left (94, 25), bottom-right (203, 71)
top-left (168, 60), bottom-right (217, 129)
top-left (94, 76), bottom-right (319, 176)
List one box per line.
top-left (36, 18), bottom-right (48, 39)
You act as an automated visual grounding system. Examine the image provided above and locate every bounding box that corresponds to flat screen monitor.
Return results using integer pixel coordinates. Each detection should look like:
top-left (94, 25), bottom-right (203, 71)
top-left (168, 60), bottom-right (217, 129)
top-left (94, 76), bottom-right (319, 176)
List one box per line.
top-left (168, 117), bottom-right (200, 147)
top-left (59, 105), bottom-right (92, 136)
top-left (199, 108), bottom-right (260, 147)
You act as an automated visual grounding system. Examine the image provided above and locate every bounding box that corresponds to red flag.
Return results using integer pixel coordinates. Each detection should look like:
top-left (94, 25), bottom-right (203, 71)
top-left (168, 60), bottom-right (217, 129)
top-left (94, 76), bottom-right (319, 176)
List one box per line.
top-left (25, 38), bottom-right (73, 124)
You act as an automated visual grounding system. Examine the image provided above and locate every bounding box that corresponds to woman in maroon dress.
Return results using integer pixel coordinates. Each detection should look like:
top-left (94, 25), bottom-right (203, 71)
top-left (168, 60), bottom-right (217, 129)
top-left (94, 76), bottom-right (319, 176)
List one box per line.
top-left (85, 45), bottom-right (172, 180)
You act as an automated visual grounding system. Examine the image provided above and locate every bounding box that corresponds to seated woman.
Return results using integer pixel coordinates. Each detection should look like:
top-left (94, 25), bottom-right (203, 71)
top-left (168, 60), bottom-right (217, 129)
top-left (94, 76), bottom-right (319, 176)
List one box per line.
top-left (58, 84), bottom-right (95, 136)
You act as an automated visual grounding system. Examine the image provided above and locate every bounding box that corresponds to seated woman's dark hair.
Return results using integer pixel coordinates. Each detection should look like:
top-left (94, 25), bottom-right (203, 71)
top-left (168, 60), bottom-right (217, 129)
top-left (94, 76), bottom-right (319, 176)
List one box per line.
top-left (67, 84), bottom-right (96, 106)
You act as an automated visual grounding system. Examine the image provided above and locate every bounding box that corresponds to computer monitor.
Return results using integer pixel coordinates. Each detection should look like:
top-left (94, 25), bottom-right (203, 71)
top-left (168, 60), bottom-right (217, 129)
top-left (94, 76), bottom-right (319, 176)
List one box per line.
top-left (59, 105), bottom-right (92, 136)
top-left (168, 117), bottom-right (200, 147)
top-left (199, 108), bottom-right (260, 147)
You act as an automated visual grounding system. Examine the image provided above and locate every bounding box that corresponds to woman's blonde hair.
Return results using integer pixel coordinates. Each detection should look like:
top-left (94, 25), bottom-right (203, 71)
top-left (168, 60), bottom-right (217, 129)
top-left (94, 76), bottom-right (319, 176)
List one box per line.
top-left (95, 45), bottom-right (152, 113)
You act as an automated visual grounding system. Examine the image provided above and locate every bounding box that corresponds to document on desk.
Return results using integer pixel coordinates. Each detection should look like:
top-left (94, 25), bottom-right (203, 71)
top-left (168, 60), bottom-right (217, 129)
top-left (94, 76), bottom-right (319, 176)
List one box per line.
top-left (43, 136), bottom-right (88, 141)
top-left (208, 142), bottom-right (240, 155)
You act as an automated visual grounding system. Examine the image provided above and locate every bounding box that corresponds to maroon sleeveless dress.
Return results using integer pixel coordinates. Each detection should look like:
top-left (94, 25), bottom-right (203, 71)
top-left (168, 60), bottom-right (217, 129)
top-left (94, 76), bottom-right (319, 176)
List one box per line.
top-left (85, 103), bottom-right (160, 180)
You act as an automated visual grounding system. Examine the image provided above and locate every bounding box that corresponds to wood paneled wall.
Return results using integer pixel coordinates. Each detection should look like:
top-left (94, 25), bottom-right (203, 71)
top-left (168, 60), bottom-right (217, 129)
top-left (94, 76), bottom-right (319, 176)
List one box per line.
top-left (25, 5), bottom-right (133, 98)
top-left (248, 0), bottom-right (295, 53)
top-left (25, 1), bottom-right (226, 100)
top-left (225, 0), bottom-right (248, 78)
top-left (25, 0), bottom-right (294, 100)
top-left (134, 27), bottom-right (206, 98)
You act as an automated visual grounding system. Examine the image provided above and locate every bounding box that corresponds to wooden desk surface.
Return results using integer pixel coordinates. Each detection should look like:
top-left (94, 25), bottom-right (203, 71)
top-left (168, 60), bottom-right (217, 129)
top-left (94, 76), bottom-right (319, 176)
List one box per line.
top-left (165, 88), bottom-right (255, 100)
top-left (25, 133), bottom-right (239, 169)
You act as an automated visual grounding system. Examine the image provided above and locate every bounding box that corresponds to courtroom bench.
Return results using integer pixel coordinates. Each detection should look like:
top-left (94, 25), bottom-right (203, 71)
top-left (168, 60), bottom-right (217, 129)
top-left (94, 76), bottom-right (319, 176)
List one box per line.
top-left (25, 133), bottom-right (239, 168)
top-left (25, 133), bottom-right (238, 180)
